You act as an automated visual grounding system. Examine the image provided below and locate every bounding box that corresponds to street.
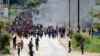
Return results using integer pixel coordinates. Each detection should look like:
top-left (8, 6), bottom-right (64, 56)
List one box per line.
top-left (14, 35), bottom-right (67, 56)
top-left (12, 35), bottom-right (100, 56)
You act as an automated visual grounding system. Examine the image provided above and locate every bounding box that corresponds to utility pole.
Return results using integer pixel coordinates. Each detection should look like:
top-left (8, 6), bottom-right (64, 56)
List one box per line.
top-left (6, 0), bottom-right (7, 5)
top-left (8, 0), bottom-right (9, 6)
top-left (69, 0), bottom-right (71, 36)
top-left (8, 0), bottom-right (10, 19)
top-left (1, 0), bottom-right (3, 7)
top-left (91, 5), bottom-right (93, 35)
top-left (77, 0), bottom-right (80, 33)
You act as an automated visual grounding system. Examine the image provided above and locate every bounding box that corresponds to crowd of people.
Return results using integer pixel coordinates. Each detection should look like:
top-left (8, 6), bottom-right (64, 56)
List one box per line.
top-left (6, 6), bottom-right (68, 56)
top-left (13, 35), bottom-right (40, 56)
top-left (6, 6), bottom-right (85, 56)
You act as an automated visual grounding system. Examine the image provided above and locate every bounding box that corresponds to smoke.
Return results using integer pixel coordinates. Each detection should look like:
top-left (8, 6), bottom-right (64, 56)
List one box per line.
top-left (32, 0), bottom-right (94, 30)
top-left (32, 0), bottom-right (69, 28)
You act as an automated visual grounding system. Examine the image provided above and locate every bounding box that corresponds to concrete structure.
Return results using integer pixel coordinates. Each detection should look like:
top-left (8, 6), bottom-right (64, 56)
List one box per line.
top-left (0, 0), bottom-right (9, 19)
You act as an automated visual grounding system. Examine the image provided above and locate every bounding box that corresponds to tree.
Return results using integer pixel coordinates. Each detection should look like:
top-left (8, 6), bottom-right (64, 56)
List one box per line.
top-left (0, 20), bottom-right (12, 53)
top-left (72, 33), bottom-right (90, 47)
top-left (27, 0), bottom-right (47, 6)
top-left (93, 12), bottom-right (100, 19)
top-left (0, 21), bottom-right (4, 50)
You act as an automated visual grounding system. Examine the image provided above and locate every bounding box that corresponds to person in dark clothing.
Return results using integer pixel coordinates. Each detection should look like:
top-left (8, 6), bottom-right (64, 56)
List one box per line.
top-left (35, 37), bottom-right (39, 51)
top-left (48, 29), bottom-right (51, 38)
top-left (17, 43), bottom-right (21, 56)
top-left (28, 39), bottom-right (34, 56)
top-left (44, 28), bottom-right (47, 37)
top-left (29, 50), bottom-right (35, 56)
top-left (12, 33), bottom-right (14, 36)
top-left (52, 29), bottom-right (56, 38)
top-left (28, 41), bottom-right (33, 52)
top-left (20, 40), bottom-right (24, 51)
top-left (40, 24), bottom-right (43, 28)
top-left (81, 41), bottom-right (84, 55)
top-left (30, 38), bottom-right (33, 43)
top-left (13, 36), bottom-right (16, 49)
top-left (59, 26), bottom-right (66, 38)
top-left (61, 27), bottom-right (66, 37)
top-left (68, 41), bottom-right (71, 53)
top-left (23, 32), bottom-right (28, 38)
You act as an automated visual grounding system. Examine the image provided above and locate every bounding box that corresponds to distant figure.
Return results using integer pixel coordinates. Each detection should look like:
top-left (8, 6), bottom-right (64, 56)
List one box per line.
top-left (20, 40), bottom-right (24, 51)
top-left (68, 41), bottom-right (71, 53)
top-left (44, 28), bottom-right (47, 37)
top-left (30, 38), bottom-right (33, 43)
top-left (17, 43), bottom-right (21, 56)
top-left (13, 36), bottom-right (16, 49)
top-left (28, 42), bottom-right (33, 52)
top-left (12, 33), bottom-right (14, 36)
top-left (35, 37), bottom-right (39, 51)
top-left (59, 26), bottom-right (66, 38)
top-left (81, 41), bottom-right (84, 55)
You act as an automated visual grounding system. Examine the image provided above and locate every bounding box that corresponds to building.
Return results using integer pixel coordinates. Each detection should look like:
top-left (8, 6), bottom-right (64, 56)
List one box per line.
top-left (0, 0), bottom-right (9, 19)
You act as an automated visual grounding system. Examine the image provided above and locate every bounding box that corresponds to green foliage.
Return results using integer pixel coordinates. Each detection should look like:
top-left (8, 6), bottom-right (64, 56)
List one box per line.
top-left (0, 21), bottom-right (12, 53)
top-left (93, 13), bottom-right (100, 19)
top-left (27, 2), bottom-right (36, 7)
top-left (72, 33), bottom-right (90, 47)
top-left (0, 19), bottom-right (10, 26)
top-left (2, 46), bottom-right (10, 54)
top-left (1, 30), bottom-right (12, 45)
top-left (8, 0), bottom-right (47, 6)
top-left (0, 30), bottom-right (12, 53)
top-left (0, 21), bottom-right (4, 28)
top-left (72, 33), bottom-right (100, 52)
top-left (91, 10), bottom-right (100, 19)
top-left (85, 36), bottom-right (100, 52)
top-left (27, 0), bottom-right (47, 7)
top-left (93, 23), bottom-right (100, 28)
top-left (3, 0), bottom-right (18, 5)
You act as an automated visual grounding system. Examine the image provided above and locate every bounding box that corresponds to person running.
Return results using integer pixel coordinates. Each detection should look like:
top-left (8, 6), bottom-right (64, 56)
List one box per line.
top-left (17, 43), bottom-right (21, 56)
top-left (28, 41), bottom-right (33, 52)
top-left (68, 41), bottom-right (71, 53)
top-left (35, 37), bottom-right (39, 51)
top-left (20, 40), bottom-right (24, 51)
top-left (28, 41), bottom-right (34, 56)
top-left (13, 36), bottom-right (16, 49)
top-left (81, 41), bottom-right (84, 55)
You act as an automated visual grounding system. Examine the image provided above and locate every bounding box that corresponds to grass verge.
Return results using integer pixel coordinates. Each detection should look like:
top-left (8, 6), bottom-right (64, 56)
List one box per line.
top-left (72, 33), bottom-right (100, 53)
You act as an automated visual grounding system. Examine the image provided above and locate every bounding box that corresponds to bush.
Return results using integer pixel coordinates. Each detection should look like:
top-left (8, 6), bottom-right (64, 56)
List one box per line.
top-left (0, 30), bottom-right (12, 54)
top-left (72, 33), bottom-right (90, 47)
top-left (0, 20), bottom-right (12, 54)
top-left (2, 46), bottom-right (10, 54)
top-left (1, 30), bottom-right (12, 49)
top-left (0, 21), bottom-right (12, 53)
top-left (27, 0), bottom-right (47, 7)
top-left (72, 33), bottom-right (100, 52)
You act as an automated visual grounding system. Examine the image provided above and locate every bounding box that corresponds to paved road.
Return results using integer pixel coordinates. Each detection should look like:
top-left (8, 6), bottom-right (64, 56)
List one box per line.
top-left (14, 35), bottom-right (68, 56)
top-left (13, 35), bottom-right (100, 56)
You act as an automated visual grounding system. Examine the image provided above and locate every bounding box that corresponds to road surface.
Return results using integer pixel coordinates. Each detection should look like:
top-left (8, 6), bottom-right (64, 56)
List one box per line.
top-left (13, 35), bottom-right (100, 56)
top-left (14, 35), bottom-right (68, 56)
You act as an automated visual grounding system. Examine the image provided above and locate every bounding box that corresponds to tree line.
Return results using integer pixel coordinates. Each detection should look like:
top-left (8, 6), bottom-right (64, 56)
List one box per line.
top-left (3, 0), bottom-right (47, 5)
